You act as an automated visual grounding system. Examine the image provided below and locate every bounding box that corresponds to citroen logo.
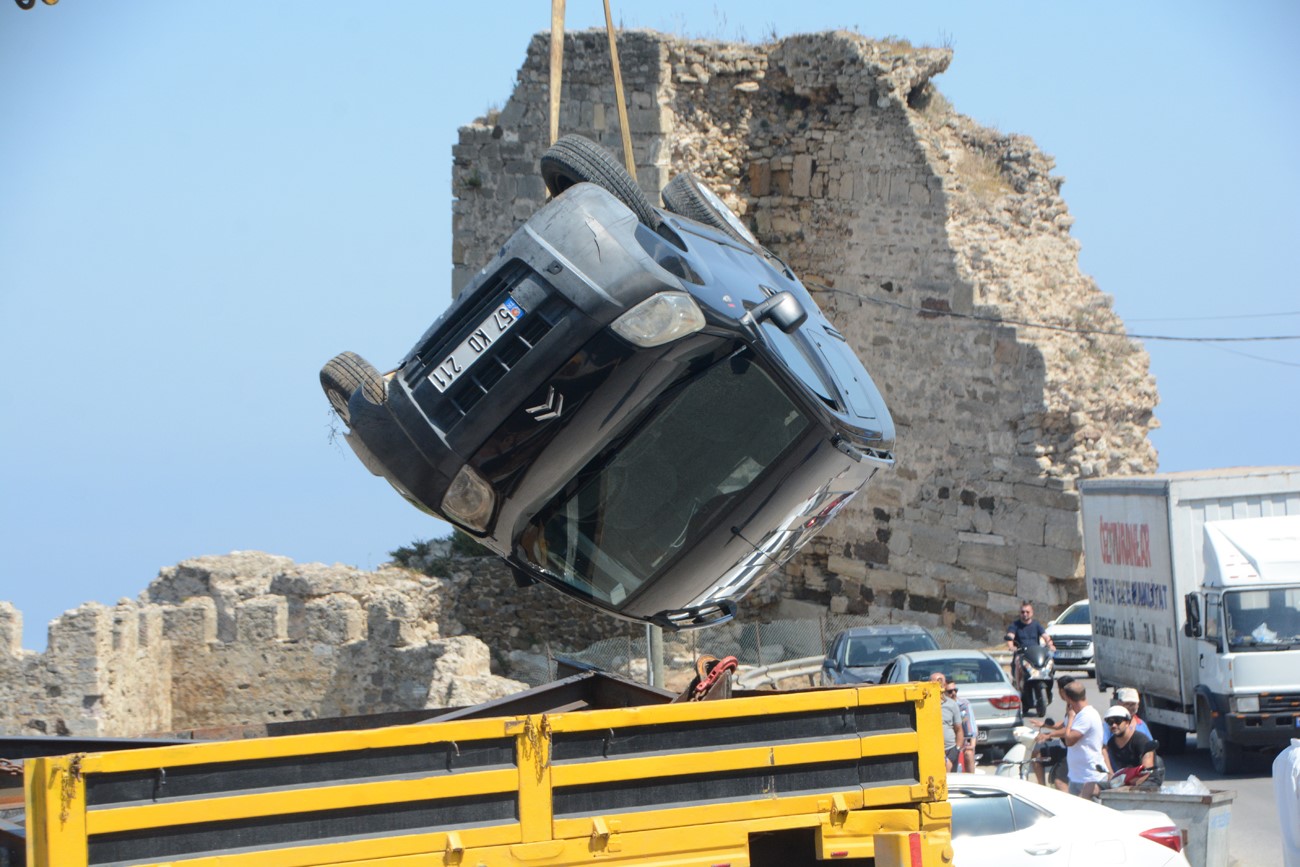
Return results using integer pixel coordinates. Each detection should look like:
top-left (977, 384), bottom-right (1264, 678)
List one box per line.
top-left (525, 386), bottom-right (564, 421)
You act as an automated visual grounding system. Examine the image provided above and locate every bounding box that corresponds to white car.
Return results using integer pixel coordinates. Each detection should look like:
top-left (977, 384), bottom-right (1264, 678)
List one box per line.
top-left (1047, 599), bottom-right (1094, 675)
top-left (947, 773), bottom-right (1189, 867)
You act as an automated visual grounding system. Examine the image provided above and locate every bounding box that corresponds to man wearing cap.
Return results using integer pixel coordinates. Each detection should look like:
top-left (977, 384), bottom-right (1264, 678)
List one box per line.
top-left (1103, 704), bottom-right (1162, 789)
top-left (1104, 687), bottom-right (1152, 745)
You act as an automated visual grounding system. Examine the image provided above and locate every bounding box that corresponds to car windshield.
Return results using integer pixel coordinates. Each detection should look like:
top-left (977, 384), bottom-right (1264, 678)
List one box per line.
top-left (1057, 603), bottom-right (1090, 626)
top-left (521, 349), bottom-right (811, 610)
top-left (1225, 588), bottom-right (1300, 650)
top-left (844, 634), bottom-right (938, 666)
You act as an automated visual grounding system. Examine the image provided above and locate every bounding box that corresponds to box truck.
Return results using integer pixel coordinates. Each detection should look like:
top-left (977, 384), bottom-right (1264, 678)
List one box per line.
top-left (1079, 467), bottom-right (1300, 774)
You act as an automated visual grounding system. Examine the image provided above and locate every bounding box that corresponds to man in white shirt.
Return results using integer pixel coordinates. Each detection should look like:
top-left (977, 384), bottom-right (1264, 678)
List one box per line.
top-left (1275, 738), bottom-right (1300, 867)
top-left (1038, 680), bottom-right (1108, 798)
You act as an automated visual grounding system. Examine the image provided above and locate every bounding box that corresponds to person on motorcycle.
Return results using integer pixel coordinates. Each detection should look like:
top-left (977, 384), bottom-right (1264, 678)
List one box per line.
top-left (1102, 704), bottom-right (1163, 790)
top-left (1005, 601), bottom-right (1055, 693)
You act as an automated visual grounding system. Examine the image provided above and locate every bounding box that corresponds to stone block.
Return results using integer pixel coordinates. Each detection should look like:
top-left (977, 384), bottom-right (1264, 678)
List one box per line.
top-left (235, 597), bottom-right (289, 643)
top-left (910, 524), bottom-right (957, 564)
top-left (304, 594), bottom-right (365, 644)
top-left (826, 554), bottom-right (869, 581)
top-left (1017, 545), bottom-right (1078, 581)
top-left (164, 598), bottom-right (218, 645)
top-left (0, 602), bottom-right (20, 657)
top-left (956, 541), bottom-right (1017, 576)
top-left (1044, 509), bottom-right (1082, 551)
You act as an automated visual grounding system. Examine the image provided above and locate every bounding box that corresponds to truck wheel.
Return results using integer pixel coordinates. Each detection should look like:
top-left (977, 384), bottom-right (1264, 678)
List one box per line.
top-left (540, 134), bottom-right (659, 229)
top-left (1149, 721), bottom-right (1188, 755)
top-left (320, 351), bottom-right (384, 426)
top-left (661, 172), bottom-right (759, 245)
top-left (1208, 726), bottom-right (1244, 775)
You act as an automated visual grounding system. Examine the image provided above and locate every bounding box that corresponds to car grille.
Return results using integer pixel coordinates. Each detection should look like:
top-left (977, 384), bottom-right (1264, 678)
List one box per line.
top-left (1054, 638), bottom-right (1091, 650)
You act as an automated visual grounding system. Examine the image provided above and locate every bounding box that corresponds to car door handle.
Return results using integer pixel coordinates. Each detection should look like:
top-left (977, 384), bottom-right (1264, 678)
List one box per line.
top-left (1024, 843), bottom-right (1062, 856)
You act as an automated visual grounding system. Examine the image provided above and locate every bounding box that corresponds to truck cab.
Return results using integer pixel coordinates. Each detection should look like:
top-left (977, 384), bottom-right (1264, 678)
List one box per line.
top-left (1182, 516), bottom-right (1300, 772)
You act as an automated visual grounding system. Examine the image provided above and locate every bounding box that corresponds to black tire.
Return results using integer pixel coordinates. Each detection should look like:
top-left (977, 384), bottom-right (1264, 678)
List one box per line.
top-left (661, 172), bottom-right (758, 246)
top-left (1209, 726), bottom-right (1245, 775)
top-left (320, 351), bottom-right (384, 426)
top-left (1035, 683), bottom-right (1048, 718)
top-left (539, 134), bottom-right (659, 228)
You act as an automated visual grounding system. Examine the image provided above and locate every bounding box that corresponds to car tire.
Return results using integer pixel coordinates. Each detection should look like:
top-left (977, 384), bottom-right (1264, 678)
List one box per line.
top-left (539, 134), bottom-right (660, 229)
top-left (320, 351), bottom-right (384, 426)
top-left (661, 172), bottom-right (758, 246)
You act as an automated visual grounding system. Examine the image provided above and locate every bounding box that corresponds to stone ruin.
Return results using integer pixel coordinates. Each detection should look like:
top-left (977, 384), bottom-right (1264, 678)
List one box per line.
top-left (452, 30), bottom-right (1158, 637)
top-left (1, 30), bottom-right (1159, 738)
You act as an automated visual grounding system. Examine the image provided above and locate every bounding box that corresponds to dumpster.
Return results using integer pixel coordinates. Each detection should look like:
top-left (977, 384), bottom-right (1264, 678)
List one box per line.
top-left (1098, 788), bottom-right (1234, 867)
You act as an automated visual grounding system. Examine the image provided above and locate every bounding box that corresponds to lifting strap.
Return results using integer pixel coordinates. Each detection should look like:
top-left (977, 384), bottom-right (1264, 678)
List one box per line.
top-left (548, 0), bottom-right (638, 182)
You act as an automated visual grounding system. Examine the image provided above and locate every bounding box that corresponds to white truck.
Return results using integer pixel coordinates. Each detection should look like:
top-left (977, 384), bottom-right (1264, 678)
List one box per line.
top-left (1079, 466), bottom-right (1300, 774)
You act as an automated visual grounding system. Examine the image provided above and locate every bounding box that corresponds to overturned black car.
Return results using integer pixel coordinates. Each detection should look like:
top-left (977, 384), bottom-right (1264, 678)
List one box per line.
top-left (322, 136), bottom-right (894, 629)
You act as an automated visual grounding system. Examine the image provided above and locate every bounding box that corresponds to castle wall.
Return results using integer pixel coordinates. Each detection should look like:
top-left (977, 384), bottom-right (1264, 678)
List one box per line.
top-left (449, 30), bottom-right (1158, 641)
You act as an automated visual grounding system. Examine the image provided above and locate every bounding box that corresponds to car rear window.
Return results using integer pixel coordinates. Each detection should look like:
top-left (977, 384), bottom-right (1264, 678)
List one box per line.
top-left (909, 657), bottom-right (1005, 685)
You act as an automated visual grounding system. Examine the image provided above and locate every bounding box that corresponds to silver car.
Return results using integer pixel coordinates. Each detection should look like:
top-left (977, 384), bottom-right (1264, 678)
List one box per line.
top-left (879, 648), bottom-right (1023, 755)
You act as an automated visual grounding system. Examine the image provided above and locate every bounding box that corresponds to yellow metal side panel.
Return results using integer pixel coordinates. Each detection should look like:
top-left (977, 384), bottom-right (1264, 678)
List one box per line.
top-left (84, 768), bottom-right (519, 835)
top-left (75, 717), bottom-right (515, 775)
top-left (24, 755), bottom-right (88, 867)
top-left (544, 687), bottom-right (859, 735)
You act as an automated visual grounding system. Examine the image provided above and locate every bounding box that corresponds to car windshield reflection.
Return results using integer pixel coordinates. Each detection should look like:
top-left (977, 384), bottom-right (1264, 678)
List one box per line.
top-left (522, 349), bottom-right (811, 609)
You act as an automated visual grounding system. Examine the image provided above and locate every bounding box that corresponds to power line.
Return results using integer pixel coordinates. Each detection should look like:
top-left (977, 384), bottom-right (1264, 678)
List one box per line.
top-left (810, 284), bottom-right (1300, 344)
top-left (1127, 311), bottom-right (1300, 322)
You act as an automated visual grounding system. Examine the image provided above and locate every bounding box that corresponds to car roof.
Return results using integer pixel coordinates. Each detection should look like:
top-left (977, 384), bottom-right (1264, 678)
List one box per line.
top-left (834, 625), bottom-right (934, 639)
top-left (895, 648), bottom-right (992, 662)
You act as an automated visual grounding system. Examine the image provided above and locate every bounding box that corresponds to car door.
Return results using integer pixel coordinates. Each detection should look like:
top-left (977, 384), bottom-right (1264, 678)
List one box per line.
top-left (949, 790), bottom-right (1072, 867)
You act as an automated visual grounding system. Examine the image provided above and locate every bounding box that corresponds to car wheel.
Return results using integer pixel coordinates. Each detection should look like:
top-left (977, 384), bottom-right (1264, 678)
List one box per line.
top-left (661, 172), bottom-right (759, 246)
top-left (1208, 725), bottom-right (1244, 775)
top-left (320, 351), bottom-right (384, 426)
top-left (539, 134), bottom-right (660, 229)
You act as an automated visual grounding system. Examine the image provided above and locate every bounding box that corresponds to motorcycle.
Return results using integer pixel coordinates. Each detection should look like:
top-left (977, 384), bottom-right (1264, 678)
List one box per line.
top-left (1016, 643), bottom-right (1056, 717)
top-left (995, 725), bottom-right (1041, 780)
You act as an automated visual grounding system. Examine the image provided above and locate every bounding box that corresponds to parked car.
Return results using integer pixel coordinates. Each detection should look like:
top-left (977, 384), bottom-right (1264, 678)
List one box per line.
top-left (1047, 599), bottom-right (1094, 675)
top-left (321, 135), bottom-right (895, 630)
top-left (821, 625), bottom-right (939, 685)
top-left (947, 773), bottom-right (1189, 867)
top-left (879, 649), bottom-right (1022, 755)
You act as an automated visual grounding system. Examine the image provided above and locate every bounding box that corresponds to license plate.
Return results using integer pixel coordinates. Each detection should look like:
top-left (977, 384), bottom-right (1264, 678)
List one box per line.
top-left (1056, 650), bottom-right (1084, 659)
top-left (428, 298), bottom-right (524, 392)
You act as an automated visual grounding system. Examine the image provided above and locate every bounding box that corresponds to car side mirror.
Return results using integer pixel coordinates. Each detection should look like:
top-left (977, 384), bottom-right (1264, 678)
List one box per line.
top-left (741, 290), bottom-right (807, 334)
top-left (1183, 593), bottom-right (1202, 638)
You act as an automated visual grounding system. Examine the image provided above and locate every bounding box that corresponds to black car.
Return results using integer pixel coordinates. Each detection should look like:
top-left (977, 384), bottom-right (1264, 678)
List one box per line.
top-left (821, 625), bottom-right (940, 685)
top-left (322, 135), bottom-right (894, 629)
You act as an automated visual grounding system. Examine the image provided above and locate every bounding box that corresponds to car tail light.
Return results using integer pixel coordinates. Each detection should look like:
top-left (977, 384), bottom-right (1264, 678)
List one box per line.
top-left (989, 694), bottom-right (1021, 710)
top-left (1139, 826), bottom-right (1183, 853)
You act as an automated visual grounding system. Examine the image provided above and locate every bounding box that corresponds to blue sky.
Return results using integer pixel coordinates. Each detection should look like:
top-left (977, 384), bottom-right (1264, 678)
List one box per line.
top-left (2, 2), bottom-right (1297, 650)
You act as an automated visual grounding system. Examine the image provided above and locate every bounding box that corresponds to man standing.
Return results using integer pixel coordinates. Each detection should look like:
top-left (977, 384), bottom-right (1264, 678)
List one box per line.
top-left (1103, 705), bottom-right (1162, 789)
top-left (1005, 601), bottom-right (1055, 691)
top-left (1037, 680), bottom-right (1107, 798)
top-left (951, 682), bottom-right (979, 771)
top-left (930, 672), bottom-right (965, 771)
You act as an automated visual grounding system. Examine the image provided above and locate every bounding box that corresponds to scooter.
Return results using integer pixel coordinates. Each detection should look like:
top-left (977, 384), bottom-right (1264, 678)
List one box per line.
top-left (1016, 643), bottom-right (1056, 717)
top-left (995, 725), bottom-right (1041, 780)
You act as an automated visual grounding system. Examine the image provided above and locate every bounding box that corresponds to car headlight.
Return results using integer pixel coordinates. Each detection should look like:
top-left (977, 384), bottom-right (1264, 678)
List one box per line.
top-left (1232, 695), bottom-right (1260, 713)
top-left (441, 465), bottom-right (495, 532)
top-left (611, 291), bottom-right (705, 347)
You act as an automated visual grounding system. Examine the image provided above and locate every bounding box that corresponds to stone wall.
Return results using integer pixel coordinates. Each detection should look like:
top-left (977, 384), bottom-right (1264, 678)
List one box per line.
top-left (450, 30), bottom-right (1158, 641)
top-left (0, 553), bottom-right (541, 738)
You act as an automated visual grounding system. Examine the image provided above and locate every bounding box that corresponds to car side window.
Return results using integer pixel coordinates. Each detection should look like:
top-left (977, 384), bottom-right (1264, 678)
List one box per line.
top-left (880, 661), bottom-right (895, 682)
top-left (1009, 795), bottom-right (1051, 830)
top-left (950, 794), bottom-right (1016, 837)
top-left (951, 792), bottom-right (1051, 838)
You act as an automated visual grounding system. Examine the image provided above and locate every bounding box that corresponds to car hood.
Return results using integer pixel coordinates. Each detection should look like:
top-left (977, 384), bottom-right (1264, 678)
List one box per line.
top-left (1047, 624), bottom-right (1092, 640)
top-left (837, 665), bottom-right (885, 684)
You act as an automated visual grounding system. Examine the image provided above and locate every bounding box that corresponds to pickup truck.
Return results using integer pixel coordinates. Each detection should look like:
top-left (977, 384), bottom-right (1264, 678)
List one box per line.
top-left (7, 670), bottom-right (953, 866)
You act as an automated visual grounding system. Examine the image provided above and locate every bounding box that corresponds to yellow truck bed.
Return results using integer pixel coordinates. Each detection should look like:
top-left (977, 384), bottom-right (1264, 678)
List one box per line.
top-left (21, 682), bottom-right (953, 867)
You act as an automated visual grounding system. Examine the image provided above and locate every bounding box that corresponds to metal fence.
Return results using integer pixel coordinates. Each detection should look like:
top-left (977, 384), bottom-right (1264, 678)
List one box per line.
top-left (508, 612), bottom-right (980, 690)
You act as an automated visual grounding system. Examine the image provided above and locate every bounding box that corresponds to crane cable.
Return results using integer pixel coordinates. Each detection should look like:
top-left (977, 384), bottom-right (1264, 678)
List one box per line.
top-left (549, 0), bottom-right (638, 182)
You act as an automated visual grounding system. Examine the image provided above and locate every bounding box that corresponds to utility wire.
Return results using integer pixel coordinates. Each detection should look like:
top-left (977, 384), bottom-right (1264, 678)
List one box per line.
top-left (1128, 311), bottom-right (1300, 322)
top-left (810, 283), bottom-right (1300, 344)
top-left (1203, 344), bottom-right (1300, 369)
